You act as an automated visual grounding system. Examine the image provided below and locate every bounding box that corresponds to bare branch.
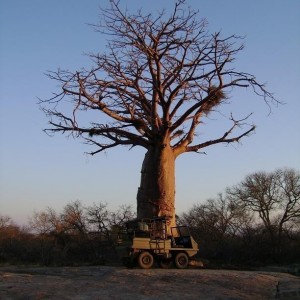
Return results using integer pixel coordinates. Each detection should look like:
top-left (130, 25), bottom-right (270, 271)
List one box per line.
top-left (40, 0), bottom-right (278, 155)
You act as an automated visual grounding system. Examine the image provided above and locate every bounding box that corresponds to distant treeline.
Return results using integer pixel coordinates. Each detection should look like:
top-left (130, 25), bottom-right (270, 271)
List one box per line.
top-left (1, 168), bottom-right (299, 267)
top-left (0, 202), bottom-right (134, 266)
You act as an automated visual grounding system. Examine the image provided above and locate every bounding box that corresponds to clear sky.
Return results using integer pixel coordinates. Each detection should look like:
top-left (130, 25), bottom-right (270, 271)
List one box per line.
top-left (1, 0), bottom-right (299, 226)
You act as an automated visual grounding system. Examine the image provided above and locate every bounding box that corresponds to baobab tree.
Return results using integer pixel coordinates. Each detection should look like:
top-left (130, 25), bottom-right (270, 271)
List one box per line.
top-left (40, 0), bottom-right (276, 228)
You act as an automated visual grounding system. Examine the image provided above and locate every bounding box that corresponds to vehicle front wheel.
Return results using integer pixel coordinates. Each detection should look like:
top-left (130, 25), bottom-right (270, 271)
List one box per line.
top-left (138, 251), bottom-right (154, 269)
top-left (174, 252), bottom-right (189, 269)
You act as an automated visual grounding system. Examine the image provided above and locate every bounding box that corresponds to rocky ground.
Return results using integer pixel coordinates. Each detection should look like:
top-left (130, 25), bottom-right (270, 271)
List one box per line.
top-left (0, 266), bottom-right (299, 299)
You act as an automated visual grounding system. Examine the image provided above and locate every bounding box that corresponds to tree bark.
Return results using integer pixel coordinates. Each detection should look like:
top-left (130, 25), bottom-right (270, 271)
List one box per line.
top-left (137, 143), bottom-right (176, 228)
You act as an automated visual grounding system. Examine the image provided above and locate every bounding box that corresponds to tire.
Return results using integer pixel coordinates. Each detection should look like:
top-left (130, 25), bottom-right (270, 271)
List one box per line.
top-left (138, 251), bottom-right (154, 269)
top-left (174, 252), bottom-right (189, 269)
top-left (159, 258), bottom-right (173, 269)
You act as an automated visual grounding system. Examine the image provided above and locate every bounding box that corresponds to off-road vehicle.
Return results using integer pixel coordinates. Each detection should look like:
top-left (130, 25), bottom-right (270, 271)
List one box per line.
top-left (122, 216), bottom-right (198, 269)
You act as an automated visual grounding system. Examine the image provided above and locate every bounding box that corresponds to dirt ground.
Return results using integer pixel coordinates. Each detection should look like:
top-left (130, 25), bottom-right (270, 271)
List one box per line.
top-left (0, 266), bottom-right (299, 300)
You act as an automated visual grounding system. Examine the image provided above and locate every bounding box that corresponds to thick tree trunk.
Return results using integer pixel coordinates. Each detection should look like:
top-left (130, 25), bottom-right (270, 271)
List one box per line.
top-left (137, 144), bottom-right (176, 228)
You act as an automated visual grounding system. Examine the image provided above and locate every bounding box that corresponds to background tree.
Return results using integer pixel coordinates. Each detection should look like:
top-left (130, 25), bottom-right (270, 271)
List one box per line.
top-left (181, 194), bottom-right (252, 261)
top-left (29, 211), bottom-right (56, 265)
top-left (0, 215), bottom-right (12, 228)
top-left (0, 215), bottom-right (34, 264)
top-left (61, 200), bottom-right (88, 235)
top-left (109, 204), bottom-right (136, 234)
top-left (227, 168), bottom-right (300, 258)
top-left (30, 211), bottom-right (55, 235)
top-left (40, 0), bottom-right (276, 227)
top-left (86, 202), bottom-right (110, 239)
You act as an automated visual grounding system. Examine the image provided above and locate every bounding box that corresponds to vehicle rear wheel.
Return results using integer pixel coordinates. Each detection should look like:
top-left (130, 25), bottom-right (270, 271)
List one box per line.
top-left (138, 251), bottom-right (154, 269)
top-left (174, 252), bottom-right (189, 269)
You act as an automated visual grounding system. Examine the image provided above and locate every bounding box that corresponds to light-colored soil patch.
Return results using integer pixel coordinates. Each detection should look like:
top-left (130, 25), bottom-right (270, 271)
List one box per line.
top-left (0, 266), bottom-right (299, 299)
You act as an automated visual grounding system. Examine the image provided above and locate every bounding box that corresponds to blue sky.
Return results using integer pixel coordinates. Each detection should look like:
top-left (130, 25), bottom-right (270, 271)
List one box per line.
top-left (1, 0), bottom-right (299, 225)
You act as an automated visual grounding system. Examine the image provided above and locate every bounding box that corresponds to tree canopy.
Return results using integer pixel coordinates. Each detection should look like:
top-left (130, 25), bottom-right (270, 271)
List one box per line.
top-left (40, 0), bottom-right (276, 156)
